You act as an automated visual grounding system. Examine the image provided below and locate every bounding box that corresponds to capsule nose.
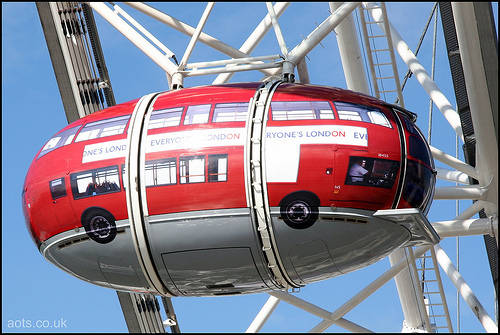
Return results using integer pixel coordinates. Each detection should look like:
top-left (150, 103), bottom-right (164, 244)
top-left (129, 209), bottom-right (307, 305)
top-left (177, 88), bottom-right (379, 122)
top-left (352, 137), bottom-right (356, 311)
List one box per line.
top-left (22, 187), bottom-right (41, 249)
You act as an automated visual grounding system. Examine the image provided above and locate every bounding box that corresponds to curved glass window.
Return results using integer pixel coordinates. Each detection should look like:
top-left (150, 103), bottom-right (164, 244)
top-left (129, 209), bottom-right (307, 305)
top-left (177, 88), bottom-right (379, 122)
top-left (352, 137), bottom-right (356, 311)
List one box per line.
top-left (271, 101), bottom-right (334, 120)
top-left (335, 102), bottom-right (392, 128)
top-left (49, 178), bottom-right (67, 200)
top-left (408, 135), bottom-right (432, 167)
top-left (184, 104), bottom-right (211, 125)
top-left (75, 115), bottom-right (130, 142)
top-left (401, 160), bottom-right (434, 210)
top-left (38, 125), bottom-right (80, 159)
top-left (213, 103), bottom-right (249, 122)
top-left (149, 107), bottom-right (183, 129)
top-left (345, 156), bottom-right (400, 189)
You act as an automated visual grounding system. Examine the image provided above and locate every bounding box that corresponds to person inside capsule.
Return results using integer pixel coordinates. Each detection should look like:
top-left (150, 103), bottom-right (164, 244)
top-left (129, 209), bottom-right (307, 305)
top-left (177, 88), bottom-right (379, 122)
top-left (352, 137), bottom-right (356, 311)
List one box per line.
top-left (349, 159), bottom-right (370, 183)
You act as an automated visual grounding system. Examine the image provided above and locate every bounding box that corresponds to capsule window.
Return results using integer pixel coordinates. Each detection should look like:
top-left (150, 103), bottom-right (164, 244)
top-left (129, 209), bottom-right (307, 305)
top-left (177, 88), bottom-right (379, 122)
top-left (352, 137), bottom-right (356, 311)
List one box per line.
top-left (75, 115), bottom-right (131, 142)
top-left (148, 107), bottom-right (183, 129)
top-left (271, 101), bottom-right (334, 120)
top-left (335, 102), bottom-right (392, 128)
top-left (49, 178), bottom-right (67, 200)
top-left (345, 156), bottom-right (399, 189)
top-left (38, 125), bottom-right (80, 159)
top-left (184, 104), bottom-right (211, 125)
top-left (402, 160), bottom-right (434, 209)
top-left (71, 165), bottom-right (121, 199)
top-left (213, 103), bottom-right (249, 122)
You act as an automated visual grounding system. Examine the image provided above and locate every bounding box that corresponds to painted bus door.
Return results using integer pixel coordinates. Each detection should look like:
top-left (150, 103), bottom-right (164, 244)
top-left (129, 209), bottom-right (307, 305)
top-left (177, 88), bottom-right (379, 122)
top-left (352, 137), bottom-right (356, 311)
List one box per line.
top-left (48, 175), bottom-right (78, 230)
top-left (296, 144), bottom-right (336, 204)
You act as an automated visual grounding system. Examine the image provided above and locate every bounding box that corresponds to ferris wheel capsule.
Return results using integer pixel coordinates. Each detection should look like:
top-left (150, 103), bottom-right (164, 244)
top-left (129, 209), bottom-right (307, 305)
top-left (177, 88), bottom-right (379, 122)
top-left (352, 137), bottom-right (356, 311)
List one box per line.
top-left (22, 81), bottom-right (438, 296)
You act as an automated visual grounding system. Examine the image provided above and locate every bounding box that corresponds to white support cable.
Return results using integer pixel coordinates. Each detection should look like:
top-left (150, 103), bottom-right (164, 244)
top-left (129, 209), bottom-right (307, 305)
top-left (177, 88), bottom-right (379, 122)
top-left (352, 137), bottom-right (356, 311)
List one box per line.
top-left (362, 2), bottom-right (464, 143)
top-left (111, 3), bottom-right (175, 59)
top-left (434, 244), bottom-right (498, 332)
top-left (265, 2), bottom-right (288, 57)
top-left (287, 2), bottom-right (360, 66)
top-left (213, 2), bottom-right (290, 84)
top-left (124, 2), bottom-right (277, 79)
top-left (177, 2), bottom-right (214, 70)
top-left (87, 2), bottom-right (178, 77)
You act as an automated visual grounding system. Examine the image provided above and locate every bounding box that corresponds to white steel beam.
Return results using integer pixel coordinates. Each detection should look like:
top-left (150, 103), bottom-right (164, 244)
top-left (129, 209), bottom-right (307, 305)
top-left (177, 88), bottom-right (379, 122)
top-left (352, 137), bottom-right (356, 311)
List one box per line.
top-left (451, 2), bottom-right (498, 218)
top-left (110, 3), bottom-right (175, 59)
top-left (432, 217), bottom-right (498, 238)
top-left (87, 2), bottom-right (178, 77)
top-left (269, 291), bottom-right (373, 333)
top-left (455, 200), bottom-right (491, 220)
top-left (434, 184), bottom-right (489, 200)
top-left (434, 244), bottom-right (498, 332)
top-left (177, 2), bottom-right (214, 70)
top-left (124, 2), bottom-right (277, 78)
top-left (436, 167), bottom-right (471, 184)
top-left (246, 295), bottom-right (280, 333)
top-left (172, 2), bottom-right (215, 88)
top-left (330, 2), bottom-right (370, 95)
top-left (287, 2), bottom-right (360, 66)
top-left (363, 2), bottom-right (464, 142)
top-left (214, 2), bottom-right (290, 84)
top-left (179, 61), bottom-right (283, 77)
top-left (430, 145), bottom-right (480, 180)
top-left (266, 2), bottom-right (288, 57)
top-left (309, 245), bottom-right (432, 332)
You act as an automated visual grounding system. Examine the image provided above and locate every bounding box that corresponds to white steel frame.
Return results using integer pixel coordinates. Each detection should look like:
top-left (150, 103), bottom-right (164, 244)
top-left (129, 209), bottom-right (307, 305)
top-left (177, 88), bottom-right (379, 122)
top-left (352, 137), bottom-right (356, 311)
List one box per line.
top-left (85, 2), bottom-right (498, 332)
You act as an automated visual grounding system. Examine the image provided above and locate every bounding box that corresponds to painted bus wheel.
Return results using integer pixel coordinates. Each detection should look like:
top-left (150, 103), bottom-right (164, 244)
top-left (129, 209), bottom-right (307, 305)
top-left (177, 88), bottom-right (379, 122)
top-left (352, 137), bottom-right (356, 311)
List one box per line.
top-left (280, 192), bottom-right (319, 229)
top-left (83, 210), bottom-right (117, 244)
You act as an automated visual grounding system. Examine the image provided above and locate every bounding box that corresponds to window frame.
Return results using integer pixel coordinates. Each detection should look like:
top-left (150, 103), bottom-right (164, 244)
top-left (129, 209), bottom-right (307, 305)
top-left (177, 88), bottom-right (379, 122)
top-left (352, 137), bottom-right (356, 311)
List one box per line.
top-left (334, 102), bottom-right (392, 128)
top-left (75, 115), bottom-right (131, 143)
top-left (270, 101), bottom-right (335, 121)
top-left (179, 155), bottom-right (206, 184)
top-left (70, 165), bottom-right (121, 199)
top-left (49, 177), bottom-right (67, 200)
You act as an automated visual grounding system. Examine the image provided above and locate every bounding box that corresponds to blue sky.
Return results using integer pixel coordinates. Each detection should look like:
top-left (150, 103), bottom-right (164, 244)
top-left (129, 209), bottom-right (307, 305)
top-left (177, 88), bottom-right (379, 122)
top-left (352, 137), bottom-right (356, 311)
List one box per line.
top-left (2, 2), bottom-right (497, 333)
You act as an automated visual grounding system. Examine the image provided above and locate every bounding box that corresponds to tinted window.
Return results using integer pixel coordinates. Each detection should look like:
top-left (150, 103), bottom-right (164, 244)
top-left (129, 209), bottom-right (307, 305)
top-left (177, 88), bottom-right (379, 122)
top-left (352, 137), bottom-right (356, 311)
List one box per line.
top-left (208, 154), bottom-right (228, 182)
top-left (408, 135), bottom-right (432, 166)
top-left (149, 107), bottom-right (183, 129)
top-left (184, 104), bottom-right (211, 125)
top-left (345, 156), bottom-right (400, 189)
top-left (49, 178), bottom-right (67, 200)
top-left (335, 102), bottom-right (391, 128)
top-left (402, 160), bottom-right (434, 209)
top-left (271, 101), bottom-right (334, 120)
top-left (38, 125), bottom-right (80, 159)
top-left (213, 103), bottom-right (249, 122)
top-left (75, 115), bottom-right (130, 142)
top-left (71, 165), bottom-right (121, 199)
